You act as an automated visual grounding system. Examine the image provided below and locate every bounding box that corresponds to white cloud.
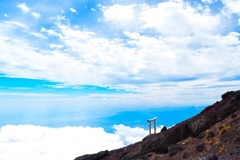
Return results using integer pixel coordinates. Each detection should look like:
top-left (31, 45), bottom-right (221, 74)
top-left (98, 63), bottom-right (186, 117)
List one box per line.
top-left (40, 27), bottom-right (62, 37)
top-left (201, 0), bottom-right (216, 4)
top-left (0, 124), bottom-right (147, 160)
top-left (100, 2), bottom-right (223, 34)
top-left (56, 15), bottom-right (66, 21)
top-left (2, 21), bottom-right (29, 30)
top-left (102, 4), bottom-right (135, 22)
top-left (113, 124), bottom-right (148, 145)
top-left (0, 30), bottom-right (98, 85)
top-left (70, 8), bottom-right (77, 13)
top-left (139, 1), bottom-right (221, 35)
top-left (41, 27), bottom-right (47, 32)
top-left (4, 13), bottom-right (9, 18)
top-left (16, 3), bottom-right (41, 19)
top-left (91, 8), bottom-right (96, 11)
top-left (222, 0), bottom-right (240, 15)
top-left (28, 32), bottom-right (47, 39)
top-left (17, 3), bottom-right (30, 13)
top-left (1, 17), bottom-right (240, 104)
top-left (0, 92), bottom-right (67, 98)
top-left (1, 0), bottom-right (240, 105)
top-left (32, 12), bottom-right (41, 19)
top-left (49, 44), bottom-right (64, 49)
top-left (43, 28), bottom-right (62, 37)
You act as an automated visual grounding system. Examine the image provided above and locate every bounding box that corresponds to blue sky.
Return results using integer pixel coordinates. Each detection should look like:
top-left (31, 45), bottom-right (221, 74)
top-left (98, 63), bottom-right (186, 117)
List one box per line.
top-left (0, 0), bottom-right (239, 109)
top-left (0, 0), bottom-right (240, 159)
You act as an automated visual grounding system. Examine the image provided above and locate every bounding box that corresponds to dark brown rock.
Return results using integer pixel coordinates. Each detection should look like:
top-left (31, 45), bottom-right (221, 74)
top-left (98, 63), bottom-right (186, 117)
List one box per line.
top-left (182, 152), bottom-right (189, 159)
top-left (207, 155), bottom-right (218, 160)
top-left (235, 138), bottom-right (240, 143)
top-left (161, 126), bottom-right (167, 132)
top-left (189, 118), bottom-right (213, 137)
top-left (196, 143), bottom-right (204, 153)
top-left (231, 113), bottom-right (237, 119)
top-left (168, 145), bottom-right (183, 157)
top-left (74, 150), bottom-right (109, 160)
top-left (197, 132), bottom-right (205, 139)
top-left (221, 91), bottom-right (234, 99)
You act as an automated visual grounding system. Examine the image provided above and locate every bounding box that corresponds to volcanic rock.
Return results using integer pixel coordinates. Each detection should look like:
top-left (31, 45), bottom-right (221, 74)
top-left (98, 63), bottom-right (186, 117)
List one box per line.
top-left (168, 145), bottom-right (183, 157)
top-left (161, 126), bottom-right (167, 132)
top-left (75, 90), bottom-right (240, 160)
top-left (196, 143), bottom-right (204, 153)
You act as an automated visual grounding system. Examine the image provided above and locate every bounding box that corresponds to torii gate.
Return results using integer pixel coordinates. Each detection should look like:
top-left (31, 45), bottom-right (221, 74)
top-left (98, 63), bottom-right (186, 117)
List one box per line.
top-left (147, 117), bottom-right (157, 135)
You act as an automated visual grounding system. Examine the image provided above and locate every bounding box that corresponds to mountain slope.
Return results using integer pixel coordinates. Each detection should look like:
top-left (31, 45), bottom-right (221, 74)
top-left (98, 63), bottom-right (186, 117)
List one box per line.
top-left (75, 90), bottom-right (240, 160)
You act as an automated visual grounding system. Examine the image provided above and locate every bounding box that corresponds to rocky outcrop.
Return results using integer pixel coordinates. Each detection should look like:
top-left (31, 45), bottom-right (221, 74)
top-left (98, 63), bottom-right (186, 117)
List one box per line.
top-left (75, 90), bottom-right (240, 160)
top-left (76, 150), bottom-right (109, 160)
top-left (161, 126), bottom-right (167, 132)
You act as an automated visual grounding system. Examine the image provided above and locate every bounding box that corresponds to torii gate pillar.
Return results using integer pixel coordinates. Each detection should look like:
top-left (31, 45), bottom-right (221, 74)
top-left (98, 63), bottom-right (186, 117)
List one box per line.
top-left (147, 117), bottom-right (157, 135)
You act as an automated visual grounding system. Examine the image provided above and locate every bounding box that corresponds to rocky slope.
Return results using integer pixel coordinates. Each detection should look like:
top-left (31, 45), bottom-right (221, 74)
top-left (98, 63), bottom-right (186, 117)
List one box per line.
top-left (75, 90), bottom-right (240, 160)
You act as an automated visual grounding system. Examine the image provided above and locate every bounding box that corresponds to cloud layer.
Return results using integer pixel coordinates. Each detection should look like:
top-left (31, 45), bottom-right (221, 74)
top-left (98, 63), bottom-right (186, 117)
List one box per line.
top-left (0, 124), bottom-right (148, 160)
top-left (0, 0), bottom-right (240, 105)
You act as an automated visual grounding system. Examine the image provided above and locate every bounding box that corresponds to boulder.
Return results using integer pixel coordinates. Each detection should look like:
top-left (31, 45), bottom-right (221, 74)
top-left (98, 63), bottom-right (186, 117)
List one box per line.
top-left (168, 145), bottom-right (183, 157)
top-left (161, 126), bottom-right (167, 132)
top-left (189, 118), bottom-right (213, 137)
top-left (221, 91), bottom-right (234, 99)
top-left (196, 143), bottom-right (204, 153)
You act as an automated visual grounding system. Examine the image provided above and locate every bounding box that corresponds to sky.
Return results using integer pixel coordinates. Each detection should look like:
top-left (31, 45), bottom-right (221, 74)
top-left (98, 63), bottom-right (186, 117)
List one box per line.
top-left (0, 0), bottom-right (240, 159)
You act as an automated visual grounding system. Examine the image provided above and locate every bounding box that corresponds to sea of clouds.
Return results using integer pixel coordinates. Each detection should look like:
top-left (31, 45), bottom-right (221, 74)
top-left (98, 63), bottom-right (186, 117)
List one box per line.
top-left (0, 124), bottom-right (152, 160)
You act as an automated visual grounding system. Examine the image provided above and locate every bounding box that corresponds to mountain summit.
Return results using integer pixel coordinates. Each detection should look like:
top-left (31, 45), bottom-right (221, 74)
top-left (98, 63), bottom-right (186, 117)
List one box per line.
top-left (75, 90), bottom-right (240, 160)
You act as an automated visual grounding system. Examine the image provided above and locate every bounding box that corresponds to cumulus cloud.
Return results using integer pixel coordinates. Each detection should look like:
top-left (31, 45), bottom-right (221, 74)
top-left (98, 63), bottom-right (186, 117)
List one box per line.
top-left (100, 2), bottom-right (222, 34)
top-left (1, 15), bottom-right (240, 104)
top-left (1, 1), bottom-right (240, 104)
top-left (16, 3), bottom-right (41, 19)
top-left (102, 4), bottom-right (135, 22)
top-left (201, 0), bottom-right (216, 4)
top-left (49, 44), bottom-right (64, 49)
top-left (0, 124), bottom-right (147, 160)
top-left (139, 1), bottom-right (221, 35)
top-left (40, 27), bottom-right (62, 37)
top-left (113, 124), bottom-right (148, 145)
top-left (70, 8), bottom-right (77, 13)
top-left (91, 8), bottom-right (96, 11)
top-left (4, 13), bottom-right (9, 18)
top-left (17, 3), bottom-right (30, 13)
top-left (41, 27), bottom-right (47, 32)
top-left (222, 0), bottom-right (240, 15)
top-left (32, 12), bottom-right (41, 19)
